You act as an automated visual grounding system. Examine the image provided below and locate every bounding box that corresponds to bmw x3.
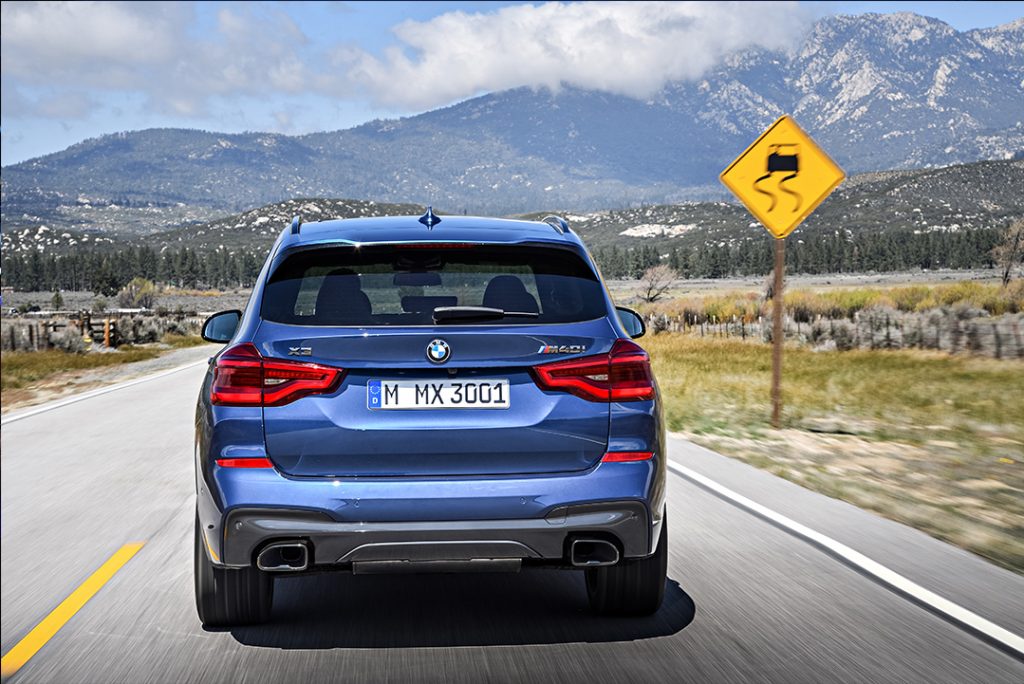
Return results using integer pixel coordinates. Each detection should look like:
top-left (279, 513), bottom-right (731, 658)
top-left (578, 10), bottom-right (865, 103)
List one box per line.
top-left (194, 211), bottom-right (668, 625)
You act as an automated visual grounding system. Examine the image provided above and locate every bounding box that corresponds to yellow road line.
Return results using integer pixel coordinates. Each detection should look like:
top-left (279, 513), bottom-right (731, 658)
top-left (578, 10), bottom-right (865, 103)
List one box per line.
top-left (1, 542), bottom-right (145, 678)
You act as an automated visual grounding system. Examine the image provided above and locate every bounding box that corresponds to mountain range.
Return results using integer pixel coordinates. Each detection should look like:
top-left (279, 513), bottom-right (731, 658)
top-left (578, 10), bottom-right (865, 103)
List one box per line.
top-left (1, 11), bottom-right (1022, 236)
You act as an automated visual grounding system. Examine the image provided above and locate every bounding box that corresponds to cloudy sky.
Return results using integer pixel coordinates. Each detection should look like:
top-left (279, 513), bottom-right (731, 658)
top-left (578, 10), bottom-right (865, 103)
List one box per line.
top-left (2, 1), bottom-right (1022, 165)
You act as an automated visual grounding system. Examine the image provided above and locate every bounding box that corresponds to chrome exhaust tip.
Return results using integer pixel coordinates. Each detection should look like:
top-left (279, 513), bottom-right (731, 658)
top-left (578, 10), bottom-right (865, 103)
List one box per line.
top-left (257, 541), bottom-right (309, 572)
top-left (570, 538), bottom-right (620, 567)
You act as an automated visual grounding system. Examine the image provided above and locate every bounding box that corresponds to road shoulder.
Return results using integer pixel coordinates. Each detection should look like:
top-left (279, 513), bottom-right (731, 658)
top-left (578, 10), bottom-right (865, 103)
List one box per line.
top-left (667, 433), bottom-right (1024, 636)
top-left (1, 344), bottom-right (216, 417)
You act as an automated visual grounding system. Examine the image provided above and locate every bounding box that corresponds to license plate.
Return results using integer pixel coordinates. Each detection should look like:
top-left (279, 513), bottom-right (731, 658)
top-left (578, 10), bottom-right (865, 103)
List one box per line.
top-left (367, 379), bottom-right (510, 410)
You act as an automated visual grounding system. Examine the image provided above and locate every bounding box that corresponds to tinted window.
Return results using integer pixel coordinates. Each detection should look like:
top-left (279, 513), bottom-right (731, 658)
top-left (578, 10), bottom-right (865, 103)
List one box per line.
top-left (262, 245), bottom-right (607, 326)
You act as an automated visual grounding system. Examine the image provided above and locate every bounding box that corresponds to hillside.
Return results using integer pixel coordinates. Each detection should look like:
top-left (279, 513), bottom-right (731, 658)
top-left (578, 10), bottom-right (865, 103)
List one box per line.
top-left (2, 160), bottom-right (1019, 294)
top-left (560, 159), bottom-right (1024, 252)
top-left (1, 12), bottom-right (1021, 229)
top-left (153, 198), bottom-right (426, 251)
top-left (4, 159), bottom-right (1019, 257)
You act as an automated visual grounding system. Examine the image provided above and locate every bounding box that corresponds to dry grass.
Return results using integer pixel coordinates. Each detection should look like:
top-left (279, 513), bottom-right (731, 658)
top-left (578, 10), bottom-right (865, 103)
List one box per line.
top-left (642, 280), bottom-right (1024, 323)
top-left (1, 347), bottom-right (162, 391)
top-left (0, 334), bottom-right (205, 391)
top-left (644, 334), bottom-right (1024, 571)
top-left (161, 333), bottom-right (209, 349)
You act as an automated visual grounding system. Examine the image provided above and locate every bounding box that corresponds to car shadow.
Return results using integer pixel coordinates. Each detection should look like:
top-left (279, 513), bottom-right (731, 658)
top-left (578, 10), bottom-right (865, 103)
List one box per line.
top-left (224, 569), bottom-right (695, 649)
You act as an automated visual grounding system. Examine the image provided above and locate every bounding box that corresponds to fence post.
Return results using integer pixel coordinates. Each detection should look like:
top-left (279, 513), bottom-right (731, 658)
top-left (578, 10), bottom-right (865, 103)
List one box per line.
top-left (993, 323), bottom-right (1001, 360)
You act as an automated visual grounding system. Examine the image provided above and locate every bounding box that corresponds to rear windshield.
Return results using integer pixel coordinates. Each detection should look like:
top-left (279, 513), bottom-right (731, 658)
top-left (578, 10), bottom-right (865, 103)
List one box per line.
top-left (262, 244), bottom-right (607, 326)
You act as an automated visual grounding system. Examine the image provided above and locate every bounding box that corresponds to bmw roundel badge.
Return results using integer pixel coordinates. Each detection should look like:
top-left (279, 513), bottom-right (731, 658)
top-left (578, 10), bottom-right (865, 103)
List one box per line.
top-left (426, 339), bottom-right (451, 364)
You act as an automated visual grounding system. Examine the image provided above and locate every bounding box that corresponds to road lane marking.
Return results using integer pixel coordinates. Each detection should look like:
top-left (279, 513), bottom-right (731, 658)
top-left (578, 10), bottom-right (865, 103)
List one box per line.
top-left (666, 459), bottom-right (1024, 660)
top-left (0, 543), bottom-right (145, 678)
top-left (1, 360), bottom-right (207, 425)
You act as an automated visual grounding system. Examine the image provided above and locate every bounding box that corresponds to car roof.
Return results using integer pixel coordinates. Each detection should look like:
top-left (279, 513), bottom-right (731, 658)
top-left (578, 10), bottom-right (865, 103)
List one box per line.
top-left (278, 215), bottom-right (583, 250)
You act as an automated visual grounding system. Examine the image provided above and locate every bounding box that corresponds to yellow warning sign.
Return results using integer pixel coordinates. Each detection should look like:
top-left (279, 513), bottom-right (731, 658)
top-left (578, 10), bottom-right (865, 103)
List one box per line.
top-left (720, 115), bottom-right (845, 239)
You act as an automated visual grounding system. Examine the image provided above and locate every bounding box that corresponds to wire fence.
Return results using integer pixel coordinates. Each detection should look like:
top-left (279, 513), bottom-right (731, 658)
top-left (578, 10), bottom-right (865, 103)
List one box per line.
top-left (2, 312), bottom-right (204, 352)
top-left (4, 306), bottom-right (1022, 360)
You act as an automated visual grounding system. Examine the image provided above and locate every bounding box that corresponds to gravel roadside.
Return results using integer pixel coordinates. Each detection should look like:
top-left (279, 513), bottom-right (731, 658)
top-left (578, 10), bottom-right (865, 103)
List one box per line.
top-left (1, 344), bottom-right (218, 414)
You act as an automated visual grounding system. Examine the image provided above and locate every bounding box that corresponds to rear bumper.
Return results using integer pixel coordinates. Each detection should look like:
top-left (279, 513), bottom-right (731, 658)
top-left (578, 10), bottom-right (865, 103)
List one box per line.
top-left (218, 500), bottom-right (650, 569)
top-left (197, 460), bottom-right (665, 569)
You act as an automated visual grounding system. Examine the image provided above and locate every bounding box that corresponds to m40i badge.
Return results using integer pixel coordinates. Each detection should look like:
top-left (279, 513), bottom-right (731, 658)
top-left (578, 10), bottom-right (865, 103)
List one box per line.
top-left (538, 344), bottom-right (587, 354)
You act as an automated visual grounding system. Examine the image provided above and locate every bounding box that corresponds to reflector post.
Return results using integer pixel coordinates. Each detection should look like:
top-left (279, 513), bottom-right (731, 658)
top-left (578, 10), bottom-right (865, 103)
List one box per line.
top-left (215, 457), bottom-right (275, 468)
top-left (601, 452), bottom-right (654, 462)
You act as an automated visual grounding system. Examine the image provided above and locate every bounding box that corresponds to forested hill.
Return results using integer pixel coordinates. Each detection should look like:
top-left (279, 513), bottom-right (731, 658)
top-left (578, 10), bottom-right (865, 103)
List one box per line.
top-left (0, 221), bottom-right (1004, 295)
top-left (4, 158), bottom-right (1020, 292)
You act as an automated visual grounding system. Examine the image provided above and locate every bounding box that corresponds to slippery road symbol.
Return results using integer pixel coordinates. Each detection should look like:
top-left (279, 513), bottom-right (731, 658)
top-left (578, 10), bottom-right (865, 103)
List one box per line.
top-left (753, 144), bottom-right (802, 213)
top-left (719, 114), bottom-right (845, 239)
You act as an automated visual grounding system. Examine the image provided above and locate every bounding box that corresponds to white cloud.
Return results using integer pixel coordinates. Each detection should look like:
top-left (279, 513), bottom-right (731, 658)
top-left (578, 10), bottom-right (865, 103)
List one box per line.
top-left (1, 1), bottom-right (313, 118)
top-left (1, 2), bottom-right (186, 85)
top-left (1, 1), bottom-right (809, 121)
top-left (342, 1), bottom-right (809, 108)
top-left (34, 91), bottom-right (97, 118)
top-left (273, 110), bottom-right (293, 130)
top-left (150, 6), bottom-right (311, 115)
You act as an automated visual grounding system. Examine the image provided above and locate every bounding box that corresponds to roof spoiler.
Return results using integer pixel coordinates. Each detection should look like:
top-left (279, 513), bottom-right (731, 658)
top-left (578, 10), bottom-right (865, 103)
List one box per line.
top-left (542, 215), bottom-right (570, 234)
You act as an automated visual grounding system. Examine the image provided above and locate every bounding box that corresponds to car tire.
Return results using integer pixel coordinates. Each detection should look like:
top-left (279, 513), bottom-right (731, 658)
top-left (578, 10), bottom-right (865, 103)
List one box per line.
top-left (585, 514), bottom-right (667, 616)
top-left (194, 514), bottom-right (273, 626)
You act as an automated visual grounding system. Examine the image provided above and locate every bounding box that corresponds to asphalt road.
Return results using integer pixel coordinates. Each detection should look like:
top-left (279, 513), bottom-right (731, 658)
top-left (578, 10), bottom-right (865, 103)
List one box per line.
top-left (2, 356), bottom-right (1022, 683)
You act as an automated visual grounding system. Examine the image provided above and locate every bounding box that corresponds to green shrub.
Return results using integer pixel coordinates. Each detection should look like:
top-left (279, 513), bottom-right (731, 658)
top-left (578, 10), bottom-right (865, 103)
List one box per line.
top-left (117, 278), bottom-right (158, 309)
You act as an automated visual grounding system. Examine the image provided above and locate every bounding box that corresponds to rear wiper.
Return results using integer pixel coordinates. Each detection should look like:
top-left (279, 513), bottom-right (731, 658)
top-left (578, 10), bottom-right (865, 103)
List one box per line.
top-left (432, 306), bottom-right (539, 323)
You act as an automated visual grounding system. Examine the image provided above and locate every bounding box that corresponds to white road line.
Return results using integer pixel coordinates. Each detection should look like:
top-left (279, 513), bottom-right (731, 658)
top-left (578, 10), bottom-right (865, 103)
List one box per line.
top-left (1, 360), bottom-right (208, 426)
top-left (666, 459), bottom-right (1024, 659)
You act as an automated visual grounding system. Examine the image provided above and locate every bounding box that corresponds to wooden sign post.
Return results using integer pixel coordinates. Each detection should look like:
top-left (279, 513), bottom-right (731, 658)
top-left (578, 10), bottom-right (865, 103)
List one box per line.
top-left (720, 115), bottom-right (845, 428)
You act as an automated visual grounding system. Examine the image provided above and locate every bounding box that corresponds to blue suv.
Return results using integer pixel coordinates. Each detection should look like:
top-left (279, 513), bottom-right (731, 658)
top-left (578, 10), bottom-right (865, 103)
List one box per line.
top-left (194, 212), bottom-right (667, 625)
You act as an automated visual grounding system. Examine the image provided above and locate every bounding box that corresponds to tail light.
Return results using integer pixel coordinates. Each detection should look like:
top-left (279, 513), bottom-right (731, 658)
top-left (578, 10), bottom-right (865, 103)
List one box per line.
top-left (531, 339), bottom-right (655, 402)
top-left (211, 343), bottom-right (344, 407)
